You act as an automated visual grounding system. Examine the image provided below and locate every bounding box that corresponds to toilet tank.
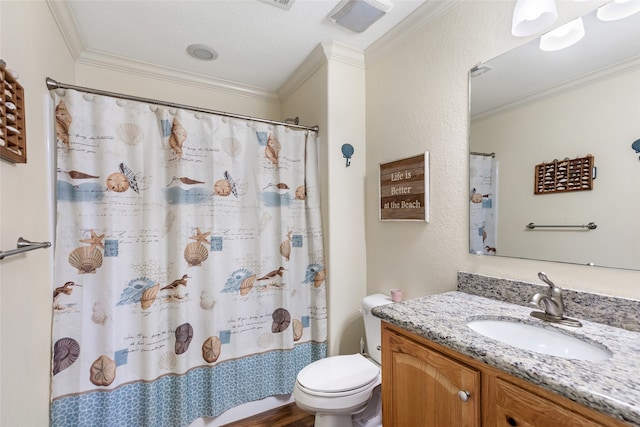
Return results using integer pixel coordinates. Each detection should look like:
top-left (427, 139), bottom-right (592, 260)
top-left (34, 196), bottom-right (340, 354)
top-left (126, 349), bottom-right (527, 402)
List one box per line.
top-left (361, 293), bottom-right (393, 365)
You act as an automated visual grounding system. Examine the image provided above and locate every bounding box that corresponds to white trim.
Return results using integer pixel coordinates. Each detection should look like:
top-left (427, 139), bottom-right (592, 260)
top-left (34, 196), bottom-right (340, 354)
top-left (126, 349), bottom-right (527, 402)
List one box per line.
top-left (75, 49), bottom-right (280, 103)
top-left (365, 0), bottom-right (463, 65)
top-left (277, 44), bottom-right (328, 102)
top-left (471, 55), bottom-right (640, 121)
top-left (47, 0), bottom-right (84, 60)
top-left (46, 0), bottom-right (279, 104)
top-left (321, 41), bottom-right (366, 68)
top-left (46, 0), bottom-right (457, 105)
top-left (278, 41), bottom-right (365, 102)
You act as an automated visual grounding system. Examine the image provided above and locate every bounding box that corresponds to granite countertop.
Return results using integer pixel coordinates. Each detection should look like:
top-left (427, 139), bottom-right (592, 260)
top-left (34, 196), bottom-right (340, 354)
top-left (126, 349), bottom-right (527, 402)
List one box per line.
top-left (373, 291), bottom-right (640, 426)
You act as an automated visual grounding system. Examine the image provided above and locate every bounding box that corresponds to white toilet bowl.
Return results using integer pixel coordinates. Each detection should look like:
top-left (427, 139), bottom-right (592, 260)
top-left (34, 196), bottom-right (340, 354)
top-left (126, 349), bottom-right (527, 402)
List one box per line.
top-left (294, 294), bottom-right (392, 427)
top-left (292, 353), bottom-right (381, 427)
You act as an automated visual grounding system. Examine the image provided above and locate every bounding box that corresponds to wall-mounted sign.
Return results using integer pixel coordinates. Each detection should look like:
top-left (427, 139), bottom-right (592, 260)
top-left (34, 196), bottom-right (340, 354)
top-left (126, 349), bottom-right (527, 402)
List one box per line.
top-left (379, 152), bottom-right (429, 222)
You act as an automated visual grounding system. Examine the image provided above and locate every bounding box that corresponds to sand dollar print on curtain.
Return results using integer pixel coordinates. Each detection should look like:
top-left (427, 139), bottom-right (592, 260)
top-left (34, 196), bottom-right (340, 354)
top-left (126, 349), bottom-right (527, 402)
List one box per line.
top-left (50, 88), bottom-right (327, 427)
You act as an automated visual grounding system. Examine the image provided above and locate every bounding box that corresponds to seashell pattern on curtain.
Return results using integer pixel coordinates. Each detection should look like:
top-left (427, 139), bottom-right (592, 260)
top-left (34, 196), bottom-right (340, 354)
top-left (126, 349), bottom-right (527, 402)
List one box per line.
top-left (469, 154), bottom-right (497, 255)
top-left (50, 88), bottom-right (327, 427)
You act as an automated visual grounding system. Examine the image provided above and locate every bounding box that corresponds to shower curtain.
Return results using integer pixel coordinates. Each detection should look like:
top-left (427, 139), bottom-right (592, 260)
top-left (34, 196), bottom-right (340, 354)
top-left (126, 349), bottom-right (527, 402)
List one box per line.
top-left (469, 154), bottom-right (497, 255)
top-left (50, 88), bottom-right (327, 427)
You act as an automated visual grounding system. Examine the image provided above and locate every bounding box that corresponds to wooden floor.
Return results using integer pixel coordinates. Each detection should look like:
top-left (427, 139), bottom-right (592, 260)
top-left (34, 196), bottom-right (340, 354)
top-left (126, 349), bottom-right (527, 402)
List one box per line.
top-left (221, 403), bottom-right (315, 427)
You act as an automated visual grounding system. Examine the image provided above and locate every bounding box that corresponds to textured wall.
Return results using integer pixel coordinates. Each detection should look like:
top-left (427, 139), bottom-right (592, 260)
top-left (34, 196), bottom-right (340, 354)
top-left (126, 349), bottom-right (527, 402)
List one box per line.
top-left (365, 0), bottom-right (640, 300)
top-left (0, 2), bottom-right (76, 425)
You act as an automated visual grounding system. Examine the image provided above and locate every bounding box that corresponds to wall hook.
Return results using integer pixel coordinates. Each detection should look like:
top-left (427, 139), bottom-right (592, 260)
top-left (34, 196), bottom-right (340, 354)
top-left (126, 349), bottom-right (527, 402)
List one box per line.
top-left (632, 138), bottom-right (640, 160)
top-left (341, 143), bottom-right (354, 167)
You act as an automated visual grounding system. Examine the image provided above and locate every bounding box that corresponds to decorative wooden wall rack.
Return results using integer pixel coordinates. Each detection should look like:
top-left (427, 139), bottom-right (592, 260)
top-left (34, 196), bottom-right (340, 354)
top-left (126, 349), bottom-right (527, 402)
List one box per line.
top-left (534, 155), bottom-right (594, 195)
top-left (0, 60), bottom-right (26, 163)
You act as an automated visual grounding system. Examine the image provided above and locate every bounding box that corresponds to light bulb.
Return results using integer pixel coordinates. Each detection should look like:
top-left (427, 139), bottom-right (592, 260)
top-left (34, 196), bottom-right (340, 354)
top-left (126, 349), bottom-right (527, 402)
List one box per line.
top-left (539, 17), bottom-right (585, 51)
top-left (597, 0), bottom-right (640, 21)
top-left (512, 0), bottom-right (558, 37)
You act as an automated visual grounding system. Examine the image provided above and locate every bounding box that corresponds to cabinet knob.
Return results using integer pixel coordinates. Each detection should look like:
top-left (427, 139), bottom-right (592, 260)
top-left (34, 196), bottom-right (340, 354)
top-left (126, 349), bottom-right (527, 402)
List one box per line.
top-left (457, 390), bottom-right (471, 401)
top-left (505, 416), bottom-right (518, 426)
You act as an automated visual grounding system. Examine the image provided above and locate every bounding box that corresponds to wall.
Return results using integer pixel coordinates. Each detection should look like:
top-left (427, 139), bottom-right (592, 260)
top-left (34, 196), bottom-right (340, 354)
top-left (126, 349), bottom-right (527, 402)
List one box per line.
top-left (365, 0), bottom-right (640, 301)
top-left (4, 1), bottom-right (640, 426)
top-left (74, 64), bottom-right (282, 121)
top-left (321, 42), bottom-right (368, 356)
top-left (471, 69), bottom-right (640, 269)
top-left (1, 4), bottom-right (363, 423)
top-left (201, 41), bottom-right (368, 426)
top-left (0, 2), bottom-right (283, 426)
top-left (282, 41), bottom-right (368, 357)
top-left (0, 1), bottom-right (75, 425)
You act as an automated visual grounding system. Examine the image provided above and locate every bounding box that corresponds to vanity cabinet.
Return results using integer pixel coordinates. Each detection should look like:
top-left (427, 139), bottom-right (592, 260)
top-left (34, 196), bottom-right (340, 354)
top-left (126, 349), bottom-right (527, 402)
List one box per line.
top-left (492, 377), bottom-right (604, 427)
top-left (381, 323), bottom-right (481, 426)
top-left (381, 322), bottom-right (629, 427)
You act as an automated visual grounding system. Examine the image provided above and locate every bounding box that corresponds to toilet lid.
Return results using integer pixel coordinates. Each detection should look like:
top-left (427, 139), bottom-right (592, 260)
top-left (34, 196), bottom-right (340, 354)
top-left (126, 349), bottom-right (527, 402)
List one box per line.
top-left (297, 354), bottom-right (379, 393)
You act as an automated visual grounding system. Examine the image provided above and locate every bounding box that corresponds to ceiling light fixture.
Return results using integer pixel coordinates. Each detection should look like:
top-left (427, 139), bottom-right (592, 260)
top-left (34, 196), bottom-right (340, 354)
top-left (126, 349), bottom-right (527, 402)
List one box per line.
top-left (511, 0), bottom-right (558, 37)
top-left (329, 0), bottom-right (393, 33)
top-left (596, 0), bottom-right (640, 21)
top-left (539, 17), bottom-right (585, 51)
top-left (186, 44), bottom-right (219, 61)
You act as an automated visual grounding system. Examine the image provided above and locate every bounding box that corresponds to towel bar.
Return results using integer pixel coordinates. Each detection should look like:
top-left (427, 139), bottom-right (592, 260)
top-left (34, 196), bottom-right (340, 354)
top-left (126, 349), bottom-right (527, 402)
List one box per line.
top-left (0, 237), bottom-right (51, 260)
top-left (525, 222), bottom-right (597, 230)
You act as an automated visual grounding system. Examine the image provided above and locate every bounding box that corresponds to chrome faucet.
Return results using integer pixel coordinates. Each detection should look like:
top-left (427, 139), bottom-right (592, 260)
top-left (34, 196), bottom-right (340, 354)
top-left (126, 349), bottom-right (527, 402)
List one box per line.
top-left (529, 272), bottom-right (582, 327)
top-left (530, 272), bottom-right (565, 318)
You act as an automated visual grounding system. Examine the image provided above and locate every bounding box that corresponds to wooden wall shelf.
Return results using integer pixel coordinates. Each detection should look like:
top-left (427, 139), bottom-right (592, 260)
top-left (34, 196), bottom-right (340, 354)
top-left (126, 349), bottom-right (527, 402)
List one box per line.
top-left (535, 155), bottom-right (594, 195)
top-left (1, 61), bottom-right (27, 163)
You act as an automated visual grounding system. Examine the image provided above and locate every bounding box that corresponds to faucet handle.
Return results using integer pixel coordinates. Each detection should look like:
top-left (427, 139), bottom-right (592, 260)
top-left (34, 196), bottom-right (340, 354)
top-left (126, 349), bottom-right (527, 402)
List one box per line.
top-left (532, 273), bottom-right (581, 327)
top-left (538, 271), bottom-right (555, 287)
top-left (538, 272), bottom-right (562, 295)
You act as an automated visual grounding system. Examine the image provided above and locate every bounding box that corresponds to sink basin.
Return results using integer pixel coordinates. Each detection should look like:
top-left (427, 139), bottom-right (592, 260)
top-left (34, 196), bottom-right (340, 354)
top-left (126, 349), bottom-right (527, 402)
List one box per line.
top-left (467, 319), bottom-right (612, 361)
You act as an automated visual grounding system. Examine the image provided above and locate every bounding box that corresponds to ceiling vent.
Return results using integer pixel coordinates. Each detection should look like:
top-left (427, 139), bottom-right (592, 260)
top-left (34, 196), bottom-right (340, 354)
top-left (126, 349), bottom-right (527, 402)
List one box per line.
top-left (329, 0), bottom-right (393, 33)
top-left (260, 0), bottom-right (295, 11)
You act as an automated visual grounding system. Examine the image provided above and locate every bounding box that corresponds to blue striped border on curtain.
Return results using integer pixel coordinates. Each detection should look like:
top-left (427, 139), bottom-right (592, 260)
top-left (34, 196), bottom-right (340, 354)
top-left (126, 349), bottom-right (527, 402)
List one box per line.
top-left (51, 342), bottom-right (326, 427)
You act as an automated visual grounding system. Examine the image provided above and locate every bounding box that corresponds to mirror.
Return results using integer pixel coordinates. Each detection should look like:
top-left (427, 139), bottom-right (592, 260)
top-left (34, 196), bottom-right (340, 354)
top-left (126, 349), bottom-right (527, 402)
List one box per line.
top-left (469, 7), bottom-right (640, 270)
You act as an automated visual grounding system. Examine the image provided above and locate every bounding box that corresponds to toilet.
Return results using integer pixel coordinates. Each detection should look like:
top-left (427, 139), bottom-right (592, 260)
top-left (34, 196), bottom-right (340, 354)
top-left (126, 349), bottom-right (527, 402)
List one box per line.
top-left (293, 294), bottom-right (393, 427)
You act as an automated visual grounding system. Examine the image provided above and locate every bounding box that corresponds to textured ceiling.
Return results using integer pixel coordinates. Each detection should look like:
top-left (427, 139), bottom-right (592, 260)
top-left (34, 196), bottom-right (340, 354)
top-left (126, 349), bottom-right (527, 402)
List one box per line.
top-left (51, 0), bottom-right (435, 93)
top-left (49, 0), bottom-right (638, 109)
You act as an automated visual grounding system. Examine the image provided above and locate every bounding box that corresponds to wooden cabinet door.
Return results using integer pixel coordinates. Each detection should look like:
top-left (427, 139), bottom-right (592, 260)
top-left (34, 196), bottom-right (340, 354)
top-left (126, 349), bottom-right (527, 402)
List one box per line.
top-left (382, 326), bottom-right (481, 427)
top-left (494, 378), bottom-right (606, 427)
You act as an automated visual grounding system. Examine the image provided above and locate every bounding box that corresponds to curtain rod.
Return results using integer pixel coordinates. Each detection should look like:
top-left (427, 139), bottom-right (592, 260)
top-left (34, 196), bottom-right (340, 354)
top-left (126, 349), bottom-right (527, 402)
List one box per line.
top-left (45, 77), bottom-right (319, 134)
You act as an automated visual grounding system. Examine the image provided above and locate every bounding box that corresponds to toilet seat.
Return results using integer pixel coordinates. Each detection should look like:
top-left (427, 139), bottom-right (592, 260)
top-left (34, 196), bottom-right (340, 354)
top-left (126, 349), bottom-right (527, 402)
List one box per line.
top-left (296, 354), bottom-right (379, 396)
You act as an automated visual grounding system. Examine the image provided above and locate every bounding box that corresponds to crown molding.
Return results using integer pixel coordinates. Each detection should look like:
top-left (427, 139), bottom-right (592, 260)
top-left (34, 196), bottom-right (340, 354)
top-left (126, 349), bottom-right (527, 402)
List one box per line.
top-left (46, 0), bottom-right (456, 104)
top-left (277, 41), bottom-right (365, 102)
top-left (46, 0), bottom-right (279, 103)
top-left (277, 44), bottom-right (328, 102)
top-left (365, 0), bottom-right (463, 65)
top-left (47, 0), bottom-right (84, 60)
top-left (75, 49), bottom-right (280, 103)
top-left (278, 0), bottom-right (461, 102)
top-left (321, 40), bottom-right (366, 68)
top-left (471, 55), bottom-right (640, 121)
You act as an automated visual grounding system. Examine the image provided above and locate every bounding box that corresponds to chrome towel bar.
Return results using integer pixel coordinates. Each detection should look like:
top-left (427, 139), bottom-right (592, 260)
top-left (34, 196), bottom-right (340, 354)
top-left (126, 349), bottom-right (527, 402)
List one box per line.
top-left (526, 222), bottom-right (597, 230)
top-left (0, 237), bottom-right (51, 260)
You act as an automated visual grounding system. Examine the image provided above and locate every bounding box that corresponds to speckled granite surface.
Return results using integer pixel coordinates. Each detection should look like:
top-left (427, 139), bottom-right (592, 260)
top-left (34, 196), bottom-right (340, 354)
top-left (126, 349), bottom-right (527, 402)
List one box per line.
top-left (373, 292), bottom-right (640, 426)
top-left (458, 272), bottom-right (640, 332)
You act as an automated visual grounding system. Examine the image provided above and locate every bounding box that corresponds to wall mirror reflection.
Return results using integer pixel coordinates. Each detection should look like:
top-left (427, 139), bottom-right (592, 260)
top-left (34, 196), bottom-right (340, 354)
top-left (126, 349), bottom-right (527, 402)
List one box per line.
top-left (469, 6), bottom-right (640, 270)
